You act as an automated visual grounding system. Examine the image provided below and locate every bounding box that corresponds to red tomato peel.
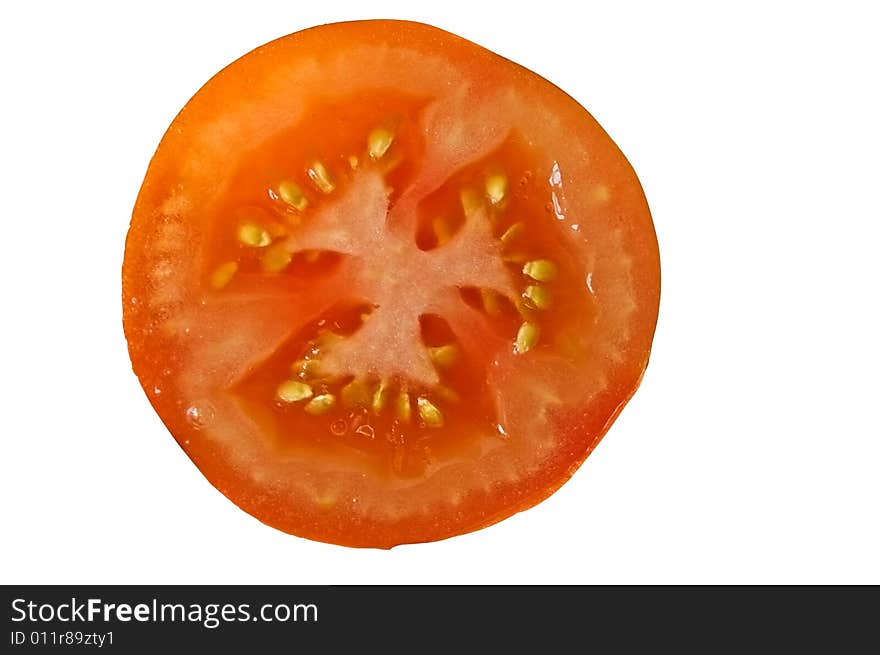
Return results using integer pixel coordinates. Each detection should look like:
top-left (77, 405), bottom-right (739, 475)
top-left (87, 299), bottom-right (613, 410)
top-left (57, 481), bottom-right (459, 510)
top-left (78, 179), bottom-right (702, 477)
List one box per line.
top-left (122, 20), bottom-right (660, 548)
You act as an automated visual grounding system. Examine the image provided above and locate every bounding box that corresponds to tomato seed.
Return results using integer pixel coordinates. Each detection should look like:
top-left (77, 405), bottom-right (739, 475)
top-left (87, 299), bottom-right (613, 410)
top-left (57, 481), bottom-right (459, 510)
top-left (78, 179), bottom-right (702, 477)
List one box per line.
top-left (367, 127), bottom-right (394, 160)
top-left (460, 188), bottom-right (482, 217)
top-left (260, 243), bottom-right (293, 272)
top-left (396, 391), bottom-right (412, 422)
top-left (500, 221), bottom-right (524, 244)
top-left (304, 393), bottom-right (336, 415)
top-left (416, 397), bottom-right (444, 428)
top-left (315, 330), bottom-right (343, 348)
top-left (435, 385), bottom-right (461, 404)
top-left (372, 381), bottom-right (390, 413)
top-left (502, 251), bottom-right (530, 264)
top-left (276, 380), bottom-right (314, 403)
top-left (485, 173), bottom-right (507, 205)
top-left (515, 322), bottom-right (540, 354)
top-left (210, 261), bottom-right (238, 289)
top-left (481, 289), bottom-right (501, 315)
top-left (341, 379), bottom-right (370, 407)
top-left (522, 284), bottom-right (552, 310)
top-left (307, 161), bottom-right (335, 194)
top-left (237, 223), bottom-right (271, 247)
top-left (278, 180), bottom-right (308, 211)
top-left (292, 359), bottom-right (322, 379)
top-left (522, 259), bottom-right (558, 282)
top-left (428, 344), bottom-right (458, 369)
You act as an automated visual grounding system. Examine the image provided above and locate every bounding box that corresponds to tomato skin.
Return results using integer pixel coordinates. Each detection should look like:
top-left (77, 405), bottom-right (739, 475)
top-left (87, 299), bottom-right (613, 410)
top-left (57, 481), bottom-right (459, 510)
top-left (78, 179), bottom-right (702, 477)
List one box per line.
top-left (123, 20), bottom-right (659, 548)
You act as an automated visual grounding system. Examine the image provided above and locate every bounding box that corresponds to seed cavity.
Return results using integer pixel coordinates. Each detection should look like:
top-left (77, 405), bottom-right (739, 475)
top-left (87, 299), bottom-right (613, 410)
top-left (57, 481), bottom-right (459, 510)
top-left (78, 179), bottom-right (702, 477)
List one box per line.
top-left (307, 161), bottom-right (335, 194)
top-left (276, 380), bottom-right (314, 404)
top-left (486, 173), bottom-right (507, 205)
top-left (515, 322), bottom-right (540, 354)
top-left (396, 391), bottom-right (412, 422)
top-left (237, 223), bottom-right (271, 248)
top-left (368, 127), bottom-right (394, 160)
top-left (523, 284), bottom-right (552, 310)
top-left (304, 393), bottom-right (336, 415)
top-left (210, 261), bottom-right (238, 289)
top-left (417, 397), bottom-right (444, 428)
top-left (428, 345), bottom-right (458, 369)
top-left (278, 181), bottom-right (308, 211)
top-left (523, 259), bottom-right (558, 282)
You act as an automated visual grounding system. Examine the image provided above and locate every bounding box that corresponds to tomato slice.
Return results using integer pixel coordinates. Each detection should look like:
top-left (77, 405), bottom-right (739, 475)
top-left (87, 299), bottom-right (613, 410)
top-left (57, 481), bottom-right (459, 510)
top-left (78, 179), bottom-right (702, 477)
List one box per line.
top-left (122, 20), bottom-right (660, 548)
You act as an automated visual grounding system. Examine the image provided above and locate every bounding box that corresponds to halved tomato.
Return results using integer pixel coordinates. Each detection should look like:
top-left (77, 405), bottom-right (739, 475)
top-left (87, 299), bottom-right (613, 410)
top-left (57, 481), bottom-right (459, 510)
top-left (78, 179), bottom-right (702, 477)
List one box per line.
top-left (122, 20), bottom-right (660, 548)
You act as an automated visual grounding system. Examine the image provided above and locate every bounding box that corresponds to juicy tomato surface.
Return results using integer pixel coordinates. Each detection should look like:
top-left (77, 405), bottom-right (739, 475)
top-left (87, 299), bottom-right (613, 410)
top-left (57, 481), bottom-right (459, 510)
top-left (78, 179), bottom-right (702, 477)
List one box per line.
top-left (122, 20), bottom-right (660, 548)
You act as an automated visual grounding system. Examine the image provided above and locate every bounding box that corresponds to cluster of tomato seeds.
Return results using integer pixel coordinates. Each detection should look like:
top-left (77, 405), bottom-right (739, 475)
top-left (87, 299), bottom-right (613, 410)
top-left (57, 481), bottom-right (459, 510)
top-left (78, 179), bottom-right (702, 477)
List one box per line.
top-left (204, 111), bottom-right (569, 469)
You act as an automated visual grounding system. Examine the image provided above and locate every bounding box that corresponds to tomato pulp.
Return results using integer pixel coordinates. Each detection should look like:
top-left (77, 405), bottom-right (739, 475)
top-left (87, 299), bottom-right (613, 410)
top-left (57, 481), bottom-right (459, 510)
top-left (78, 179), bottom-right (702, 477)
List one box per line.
top-left (122, 20), bottom-right (660, 548)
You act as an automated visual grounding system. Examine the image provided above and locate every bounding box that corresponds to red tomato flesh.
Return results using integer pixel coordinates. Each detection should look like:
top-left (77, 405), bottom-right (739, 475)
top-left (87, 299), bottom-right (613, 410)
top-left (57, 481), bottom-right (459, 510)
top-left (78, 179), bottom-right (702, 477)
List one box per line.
top-left (122, 20), bottom-right (660, 547)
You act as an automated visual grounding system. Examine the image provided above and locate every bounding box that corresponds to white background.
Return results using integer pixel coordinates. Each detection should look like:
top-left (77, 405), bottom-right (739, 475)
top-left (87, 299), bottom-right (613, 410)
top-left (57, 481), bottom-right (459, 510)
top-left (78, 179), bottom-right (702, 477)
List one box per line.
top-left (1, 1), bottom-right (878, 584)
